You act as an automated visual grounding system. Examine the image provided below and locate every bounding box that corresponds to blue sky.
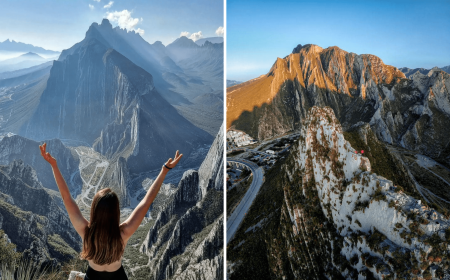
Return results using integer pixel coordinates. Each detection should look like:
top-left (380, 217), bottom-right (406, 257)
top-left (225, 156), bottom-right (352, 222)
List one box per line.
top-left (227, 0), bottom-right (450, 82)
top-left (0, 0), bottom-right (224, 52)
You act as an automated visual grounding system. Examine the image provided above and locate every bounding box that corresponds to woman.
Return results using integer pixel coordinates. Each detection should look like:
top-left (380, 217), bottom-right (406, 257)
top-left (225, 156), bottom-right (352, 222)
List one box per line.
top-left (39, 143), bottom-right (182, 280)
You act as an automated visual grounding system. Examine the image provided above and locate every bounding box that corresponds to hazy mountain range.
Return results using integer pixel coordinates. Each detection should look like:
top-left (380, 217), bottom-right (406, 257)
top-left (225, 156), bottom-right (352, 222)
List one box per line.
top-left (0, 52), bottom-right (55, 73)
top-left (195, 37), bottom-right (224, 46)
top-left (400, 65), bottom-right (450, 78)
top-left (226, 80), bottom-right (242, 87)
top-left (0, 39), bottom-right (59, 74)
top-left (0, 39), bottom-right (59, 55)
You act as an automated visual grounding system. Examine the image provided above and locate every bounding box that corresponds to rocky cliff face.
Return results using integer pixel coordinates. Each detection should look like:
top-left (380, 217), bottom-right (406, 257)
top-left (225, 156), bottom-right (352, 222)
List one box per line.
top-left (139, 125), bottom-right (224, 280)
top-left (228, 107), bottom-right (450, 279)
top-left (227, 44), bottom-right (450, 168)
top-left (0, 160), bottom-right (81, 266)
top-left (198, 124), bottom-right (224, 198)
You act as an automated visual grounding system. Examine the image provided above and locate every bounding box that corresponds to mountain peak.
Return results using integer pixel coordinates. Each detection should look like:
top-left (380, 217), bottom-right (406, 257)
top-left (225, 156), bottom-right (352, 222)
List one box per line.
top-left (227, 43), bottom-right (406, 131)
top-left (100, 18), bottom-right (113, 28)
top-left (152, 41), bottom-right (164, 47)
top-left (167, 36), bottom-right (198, 49)
top-left (22, 52), bottom-right (40, 56)
top-left (292, 44), bottom-right (303, 54)
top-left (194, 37), bottom-right (224, 46)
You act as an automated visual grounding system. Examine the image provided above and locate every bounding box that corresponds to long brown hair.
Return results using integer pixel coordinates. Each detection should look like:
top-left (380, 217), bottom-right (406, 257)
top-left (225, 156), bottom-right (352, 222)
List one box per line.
top-left (81, 188), bottom-right (124, 265)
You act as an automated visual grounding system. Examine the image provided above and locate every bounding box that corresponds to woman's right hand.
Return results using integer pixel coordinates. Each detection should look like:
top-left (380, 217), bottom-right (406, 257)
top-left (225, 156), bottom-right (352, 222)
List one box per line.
top-left (164, 150), bottom-right (183, 170)
top-left (39, 143), bottom-right (57, 166)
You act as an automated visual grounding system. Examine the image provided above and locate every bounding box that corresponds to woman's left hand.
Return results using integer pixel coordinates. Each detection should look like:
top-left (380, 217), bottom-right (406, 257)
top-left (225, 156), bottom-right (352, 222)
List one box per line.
top-left (164, 150), bottom-right (183, 170)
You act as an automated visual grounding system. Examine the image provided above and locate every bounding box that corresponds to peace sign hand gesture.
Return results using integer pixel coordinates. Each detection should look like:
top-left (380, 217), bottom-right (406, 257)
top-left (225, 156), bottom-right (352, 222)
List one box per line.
top-left (163, 150), bottom-right (183, 171)
top-left (39, 143), bottom-right (57, 167)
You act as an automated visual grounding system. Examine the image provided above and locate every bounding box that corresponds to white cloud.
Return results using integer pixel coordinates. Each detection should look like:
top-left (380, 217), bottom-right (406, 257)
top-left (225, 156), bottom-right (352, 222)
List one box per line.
top-left (215, 26), bottom-right (224, 36)
top-left (135, 28), bottom-right (145, 36)
top-left (180, 31), bottom-right (190, 37)
top-left (103, 1), bottom-right (113, 8)
top-left (189, 31), bottom-right (203, 42)
top-left (89, 4), bottom-right (95, 10)
top-left (106, 10), bottom-right (144, 35)
top-left (93, 0), bottom-right (101, 2)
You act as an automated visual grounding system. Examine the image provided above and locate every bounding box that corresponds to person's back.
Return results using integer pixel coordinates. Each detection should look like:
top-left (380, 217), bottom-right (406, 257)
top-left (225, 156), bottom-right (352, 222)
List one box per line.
top-left (81, 188), bottom-right (128, 279)
top-left (88, 258), bottom-right (122, 272)
top-left (39, 143), bottom-right (182, 280)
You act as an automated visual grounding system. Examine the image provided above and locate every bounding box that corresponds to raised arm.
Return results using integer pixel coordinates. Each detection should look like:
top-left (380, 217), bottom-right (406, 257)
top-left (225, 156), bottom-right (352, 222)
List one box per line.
top-left (39, 143), bottom-right (88, 238)
top-left (120, 151), bottom-right (183, 240)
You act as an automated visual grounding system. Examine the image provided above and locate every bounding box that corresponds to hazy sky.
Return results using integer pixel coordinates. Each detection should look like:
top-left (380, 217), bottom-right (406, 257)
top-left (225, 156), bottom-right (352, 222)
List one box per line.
top-left (227, 0), bottom-right (450, 82)
top-left (0, 0), bottom-right (224, 52)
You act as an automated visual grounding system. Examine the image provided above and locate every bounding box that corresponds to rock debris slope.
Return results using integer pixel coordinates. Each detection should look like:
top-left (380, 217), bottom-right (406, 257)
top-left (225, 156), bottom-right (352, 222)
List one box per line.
top-left (140, 125), bottom-right (224, 280)
top-left (228, 107), bottom-right (450, 280)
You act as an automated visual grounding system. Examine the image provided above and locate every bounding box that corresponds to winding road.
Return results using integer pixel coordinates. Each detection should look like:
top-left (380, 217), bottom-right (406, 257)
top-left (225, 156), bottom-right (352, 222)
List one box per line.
top-left (226, 159), bottom-right (264, 244)
top-left (75, 148), bottom-right (109, 207)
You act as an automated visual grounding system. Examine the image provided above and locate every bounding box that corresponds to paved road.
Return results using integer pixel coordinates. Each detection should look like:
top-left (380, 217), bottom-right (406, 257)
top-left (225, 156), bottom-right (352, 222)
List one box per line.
top-left (226, 159), bottom-right (264, 244)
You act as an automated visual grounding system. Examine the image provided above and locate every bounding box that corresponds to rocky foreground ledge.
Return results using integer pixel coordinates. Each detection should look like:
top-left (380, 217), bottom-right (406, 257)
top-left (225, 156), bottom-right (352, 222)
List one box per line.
top-left (68, 271), bottom-right (85, 280)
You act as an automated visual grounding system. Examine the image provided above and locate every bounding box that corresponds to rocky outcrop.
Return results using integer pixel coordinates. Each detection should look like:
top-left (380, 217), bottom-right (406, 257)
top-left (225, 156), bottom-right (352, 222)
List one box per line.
top-left (140, 170), bottom-right (201, 258)
top-left (198, 124), bottom-right (224, 198)
top-left (397, 70), bottom-right (450, 165)
top-left (0, 135), bottom-right (81, 193)
top-left (139, 124), bottom-right (224, 280)
top-left (170, 219), bottom-right (223, 280)
top-left (227, 44), bottom-right (450, 167)
top-left (0, 201), bottom-right (51, 264)
top-left (68, 271), bottom-right (85, 280)
top-left (0, 160), bottom-right (81, 265)
top-left (228, 107), bottom-right (450, 279)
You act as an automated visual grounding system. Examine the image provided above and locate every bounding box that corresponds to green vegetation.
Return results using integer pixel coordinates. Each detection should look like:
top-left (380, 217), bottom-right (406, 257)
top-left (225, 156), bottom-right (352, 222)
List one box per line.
top-left (0, 255), bottom-right (88, 280)
top-left (0, 230), bottom-right (21, 268)
top-left (227, 175), bottom-right (253, 216)
top-left (123, 220), bottom-right (154, 267)
top-left (131, 266), bottom-right (151, 279)
top-left (227, 155), bottom-right (288, 280)
top-left (353, 200), bottom-right (370, 213)
top-left (372, 186), bottom-right (386, 202)
top-left (446, 227), bottom-right (450, 242)
top-left (366, 228), bottom-right (387, 252)
top-left (343, 129), bottom-right (415, 196)
top-left (47, 234), bottom-right (78, 262)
